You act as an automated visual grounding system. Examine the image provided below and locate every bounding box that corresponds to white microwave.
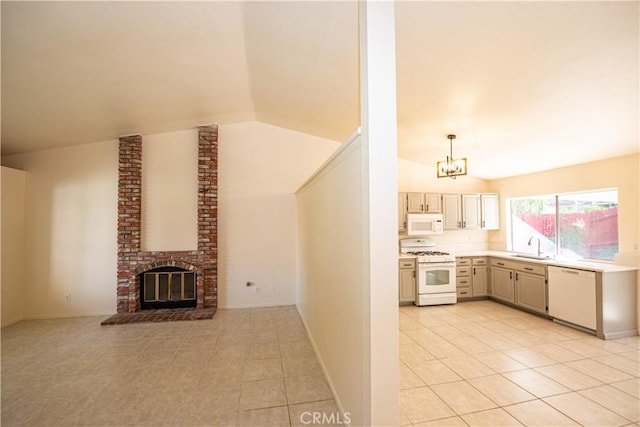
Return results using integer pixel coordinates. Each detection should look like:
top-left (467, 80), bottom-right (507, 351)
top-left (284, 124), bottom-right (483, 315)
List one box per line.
top-left (407, 213), bottom-right (444, 236)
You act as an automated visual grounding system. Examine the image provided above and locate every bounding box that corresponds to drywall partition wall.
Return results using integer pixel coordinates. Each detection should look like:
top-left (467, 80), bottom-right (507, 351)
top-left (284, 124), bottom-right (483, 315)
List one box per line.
top-left (296, 132), bottom-right (366, 424)
top-left (141, 129), bottom-right (198, 251)
top-left (217, 121), bottom-right (339, 308)
top-left (1, 141), bottom-right (118, 318)
top-left (1, 167), bottom-right (26, 327)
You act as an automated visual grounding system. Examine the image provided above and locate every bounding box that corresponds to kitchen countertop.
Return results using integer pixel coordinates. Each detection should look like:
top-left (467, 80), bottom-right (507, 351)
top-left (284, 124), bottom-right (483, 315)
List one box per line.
top-left (453, 250), bottom-right (638, 273)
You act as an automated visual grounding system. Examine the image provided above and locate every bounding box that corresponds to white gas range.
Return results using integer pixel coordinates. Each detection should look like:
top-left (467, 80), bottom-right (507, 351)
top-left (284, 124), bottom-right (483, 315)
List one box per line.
top-left (400, 238), bottom-right (457, 306)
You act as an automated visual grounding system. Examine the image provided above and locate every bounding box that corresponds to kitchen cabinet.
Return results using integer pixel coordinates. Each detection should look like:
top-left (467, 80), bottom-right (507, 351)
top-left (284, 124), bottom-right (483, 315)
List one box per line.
top-left (398, 193), bottom-right (408, 232)
top-left (480, 194), bottom-right (500, 230)
top-left (407, 192), bottom-right (441, 213)
top-left (472, 258), bottom-right (488, 296)
top-left (490, 258), bottom-right (546, 313)
top-left (443, 193), bottom-right (500, 230)
top-left (424, 193), bottom-right (441, 213)
top-left (515, 268), bottom-right (547, 315)
top-left (490, 259), bottom-right (515, 303)
top-left (398, 258), bottom-right (416, 304)
top-left (456, 257), bottom-right (487, 298)
top-left (461, 194), bottom-right (480, 229)
top-left (407, 193), bottom-right (424, 213)
top-left (442, 193), bottom-right (461, 229)
top-left (455, 258), bottom-right (471, 298)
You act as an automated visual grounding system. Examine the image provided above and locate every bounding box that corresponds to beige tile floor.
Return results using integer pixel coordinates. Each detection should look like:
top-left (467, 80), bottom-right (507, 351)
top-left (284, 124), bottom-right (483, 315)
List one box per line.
top-left (1, 306), bottom-right (337, 426)
top-left (3, 301), bottom-right (639, 426)
top-left (400, 300), bottom-right (640, 427)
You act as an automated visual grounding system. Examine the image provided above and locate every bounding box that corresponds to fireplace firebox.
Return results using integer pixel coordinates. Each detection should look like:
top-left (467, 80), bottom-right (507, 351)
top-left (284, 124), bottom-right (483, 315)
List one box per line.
top-left (140, 267), bottom-right (197, 310)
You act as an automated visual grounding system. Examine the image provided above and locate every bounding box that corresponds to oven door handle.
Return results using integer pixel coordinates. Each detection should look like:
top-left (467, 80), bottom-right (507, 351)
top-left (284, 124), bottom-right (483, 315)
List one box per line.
top-left (418, 263), bottom-right (456, 269)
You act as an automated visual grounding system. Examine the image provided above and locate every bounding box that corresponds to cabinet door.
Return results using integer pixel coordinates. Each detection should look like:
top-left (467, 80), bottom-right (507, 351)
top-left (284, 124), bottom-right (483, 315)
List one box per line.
top-left (425, 193), bottom-right (441, 213)
top-left (399, 269), bottom-right (416, 303)
top-left (407, 193), bottom-right (425, 213)
top-left (515, 272), bottom-right (547, 314)
top-left (398, 193), bottom-right (408, 231)
top-left (461, 194), bottom-right (480, 229)
top-left (442, 194), bottom-right (461, 229)
top-left (491, 267), bottom-right (514, 303)
top-left (480, 194), bottom-right (500, 230)
top-left (472, 266), bottom-right (487, 296)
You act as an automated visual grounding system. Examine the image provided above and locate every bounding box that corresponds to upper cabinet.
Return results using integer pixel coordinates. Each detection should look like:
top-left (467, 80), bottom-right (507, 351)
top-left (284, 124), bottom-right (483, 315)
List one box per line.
top-left (407, 193), bottom-right (425, 213)
top-left (398, 193), bottom-right (408, 232)
top-left (461, 194), bottom-right (481, 229)
top-left (399, 192), bottom-right (499, 232)
top-left (424, 193), bottom-right (441, 213)
top-left (407, 192), bottom-right (441, 213)
top-left (480, 194), bottom-right (499, 230)
top-left (442, 193), bottom-right (461, 229)
top-left (442, 193), bottom-right (500, 230)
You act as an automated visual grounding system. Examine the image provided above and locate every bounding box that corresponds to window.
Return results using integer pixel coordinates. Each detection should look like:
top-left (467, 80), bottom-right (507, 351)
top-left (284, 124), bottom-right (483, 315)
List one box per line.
top-left (508, 189), bottom-right (618, 261)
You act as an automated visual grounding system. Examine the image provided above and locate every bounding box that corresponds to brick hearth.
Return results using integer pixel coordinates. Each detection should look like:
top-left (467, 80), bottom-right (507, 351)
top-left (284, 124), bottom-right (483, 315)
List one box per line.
top-left (115, 125), bottom-right (218, 313)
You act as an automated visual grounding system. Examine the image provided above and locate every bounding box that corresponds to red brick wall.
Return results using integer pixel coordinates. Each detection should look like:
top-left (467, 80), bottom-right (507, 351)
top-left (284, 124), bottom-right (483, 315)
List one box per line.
top-left (116, 126), bottom-right (218, 312)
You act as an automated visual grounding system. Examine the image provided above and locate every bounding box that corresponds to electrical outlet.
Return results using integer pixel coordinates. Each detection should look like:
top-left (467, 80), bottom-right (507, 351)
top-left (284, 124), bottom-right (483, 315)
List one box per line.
top-left (65, 293), bottom-right (72, 303)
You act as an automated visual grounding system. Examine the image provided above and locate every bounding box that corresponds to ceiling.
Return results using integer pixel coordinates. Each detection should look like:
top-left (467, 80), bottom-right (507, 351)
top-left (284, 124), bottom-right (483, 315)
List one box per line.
top-left (2, 1), bottom-right (638, 179)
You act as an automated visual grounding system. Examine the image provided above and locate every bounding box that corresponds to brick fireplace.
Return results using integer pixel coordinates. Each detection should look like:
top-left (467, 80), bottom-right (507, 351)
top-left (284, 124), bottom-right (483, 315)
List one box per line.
top-left (116, 125), bottom-right (218, 313)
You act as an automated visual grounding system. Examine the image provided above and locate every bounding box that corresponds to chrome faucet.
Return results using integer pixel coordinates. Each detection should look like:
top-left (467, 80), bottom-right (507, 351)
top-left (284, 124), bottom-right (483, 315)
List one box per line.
top-left (527, 236), bottom-right (542, 256)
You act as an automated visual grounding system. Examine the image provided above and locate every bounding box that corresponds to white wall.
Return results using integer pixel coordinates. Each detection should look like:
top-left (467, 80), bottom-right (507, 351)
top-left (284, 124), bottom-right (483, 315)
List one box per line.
top-left (218, 121), bottom-right (338, 308)
top-left (399, 157), bottom-right (492, 252)
top-left (142, 129), bottom-right (198, 251)
top-left (1, 167), bottom-right (27, 327)
top-left (2, 142), bottom-right (118, 318)
top-left (1, 121), bottom-right (339, 318)
top-left (296, 135), bottom-right (367, 423)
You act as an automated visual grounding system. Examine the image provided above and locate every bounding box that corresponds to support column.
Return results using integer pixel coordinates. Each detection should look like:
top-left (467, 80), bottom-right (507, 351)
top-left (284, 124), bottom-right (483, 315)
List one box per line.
top-left (359, 0), bottom-right (399, 425)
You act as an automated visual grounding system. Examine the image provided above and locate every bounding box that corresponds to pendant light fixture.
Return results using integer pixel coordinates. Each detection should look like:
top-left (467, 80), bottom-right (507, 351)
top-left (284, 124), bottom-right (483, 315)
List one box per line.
top-left (437, 134), bottom-right (467, 179)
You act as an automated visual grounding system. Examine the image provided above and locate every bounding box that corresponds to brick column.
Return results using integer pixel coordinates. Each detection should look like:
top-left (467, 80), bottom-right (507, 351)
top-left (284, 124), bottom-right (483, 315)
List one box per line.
top-left (117, 135), bottom-right (143, 312)
top-left (198, 125), bottom-right (218, 309)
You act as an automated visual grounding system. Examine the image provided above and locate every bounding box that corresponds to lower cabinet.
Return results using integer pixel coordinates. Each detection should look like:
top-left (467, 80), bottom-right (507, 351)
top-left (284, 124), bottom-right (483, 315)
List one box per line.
top-left (514, 268), bottom-right (547, 314)
top-left (489, 258), bottom-right (547, 314)
top-left (399, 258), bottom-right (416, 304)
top-left (472, 258), bottom-right (488, 296)
top-left (456, 257), bottom-right (487, 299)
top-left (491, 266), bottom-right (515, 303)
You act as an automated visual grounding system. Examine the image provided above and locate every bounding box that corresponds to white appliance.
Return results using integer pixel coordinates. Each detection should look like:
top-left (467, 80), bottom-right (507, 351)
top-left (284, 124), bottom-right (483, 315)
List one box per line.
top-left (399, 237), bottom-right (456, 306)
top-left (548, 266), bottom-right (596, 330)
top-left (406, 213), bottom-right (444, 236)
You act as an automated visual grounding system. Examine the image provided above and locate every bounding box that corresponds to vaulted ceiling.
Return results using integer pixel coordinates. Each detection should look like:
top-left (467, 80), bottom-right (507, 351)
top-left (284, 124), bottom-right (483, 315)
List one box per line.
top-left (2, 1), bottom-right (638, 179)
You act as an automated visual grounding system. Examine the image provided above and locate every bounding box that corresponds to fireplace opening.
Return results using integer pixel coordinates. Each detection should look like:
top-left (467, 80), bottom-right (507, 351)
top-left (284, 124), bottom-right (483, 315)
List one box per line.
top-left (139, 267), bottom-right (197, 310)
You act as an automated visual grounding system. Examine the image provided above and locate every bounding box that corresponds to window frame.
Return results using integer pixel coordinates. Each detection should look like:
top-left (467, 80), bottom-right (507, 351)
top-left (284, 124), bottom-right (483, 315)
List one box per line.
top-left (507, 188), bottom-right (619, 262)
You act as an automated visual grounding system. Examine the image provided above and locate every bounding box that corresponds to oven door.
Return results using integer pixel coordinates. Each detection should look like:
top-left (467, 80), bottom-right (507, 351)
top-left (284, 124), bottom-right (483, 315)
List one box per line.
top-left (417, 263), bottom-right (456, 294)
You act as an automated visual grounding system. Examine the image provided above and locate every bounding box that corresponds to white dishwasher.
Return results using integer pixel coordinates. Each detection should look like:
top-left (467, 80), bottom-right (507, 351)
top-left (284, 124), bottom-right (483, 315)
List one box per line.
top-left (548, 266), bottom-right (596, 330)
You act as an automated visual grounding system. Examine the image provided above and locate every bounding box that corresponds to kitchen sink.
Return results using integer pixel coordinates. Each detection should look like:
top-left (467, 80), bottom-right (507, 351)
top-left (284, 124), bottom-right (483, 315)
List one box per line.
top-left (511, 254), bottom-right (552, 260)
